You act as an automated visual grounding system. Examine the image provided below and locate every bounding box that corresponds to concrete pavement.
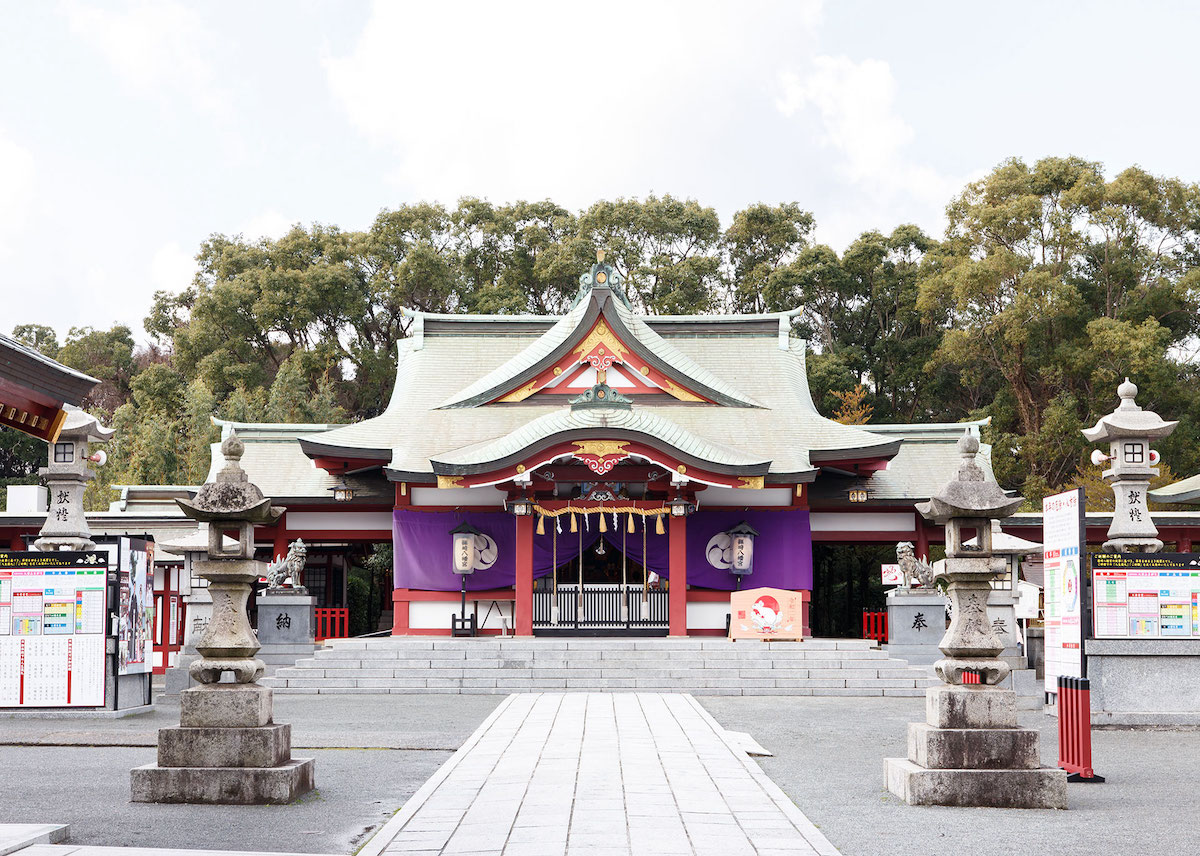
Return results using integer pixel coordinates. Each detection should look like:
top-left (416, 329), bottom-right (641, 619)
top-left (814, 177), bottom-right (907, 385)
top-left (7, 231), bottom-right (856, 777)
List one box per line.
top-left (361, 693), bottom-right (838, 856)
top-left (4, 692), bottom-right (1200, 855)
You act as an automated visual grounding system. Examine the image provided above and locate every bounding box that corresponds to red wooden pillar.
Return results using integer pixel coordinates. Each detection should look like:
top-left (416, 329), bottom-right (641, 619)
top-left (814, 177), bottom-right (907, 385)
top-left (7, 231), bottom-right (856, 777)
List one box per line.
top-left (915, 519), bottom-right (930, 561)
top-left (669, 513), bottom-right (688, 636)
top-left (9, 533), bottom-right (24, 551)
top-left (272, 512), bottom-right (288, 560)
top-left (515, 514), bottom-right (534, 636)
top-left (391, 588), bottom-right (410, 636)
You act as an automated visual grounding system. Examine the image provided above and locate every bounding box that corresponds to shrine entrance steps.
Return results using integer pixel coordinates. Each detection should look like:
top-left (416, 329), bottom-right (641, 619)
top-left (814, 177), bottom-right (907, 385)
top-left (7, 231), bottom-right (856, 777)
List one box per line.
top-left (259, 638), bottom-right (939, 696)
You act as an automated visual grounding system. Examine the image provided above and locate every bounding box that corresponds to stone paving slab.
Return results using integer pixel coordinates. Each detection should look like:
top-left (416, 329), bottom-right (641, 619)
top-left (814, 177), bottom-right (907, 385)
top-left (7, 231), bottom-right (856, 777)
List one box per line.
top-left (0, 825), bottom-right (69, 855)
top-left (360, 692), bottom-right (839, 856)
top-left (16, 845), bottom-right (338, 849)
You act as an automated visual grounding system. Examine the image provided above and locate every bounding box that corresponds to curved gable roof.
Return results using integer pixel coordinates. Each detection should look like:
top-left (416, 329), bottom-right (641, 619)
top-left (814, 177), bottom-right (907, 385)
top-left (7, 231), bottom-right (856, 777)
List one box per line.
top-left (436, 261), bottom-right (763, 409)
top-left (430, 403), bottom-right (771, 479)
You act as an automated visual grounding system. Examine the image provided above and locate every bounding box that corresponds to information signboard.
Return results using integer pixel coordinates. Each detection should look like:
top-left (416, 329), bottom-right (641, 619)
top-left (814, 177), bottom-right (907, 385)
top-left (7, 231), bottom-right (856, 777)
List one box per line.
top-left (1091, 553), bottom-right (1200, 638)
top-left (1043, 488), bottom-right (1085, 693)
top-left (0, 551), bottom-right (107, 707)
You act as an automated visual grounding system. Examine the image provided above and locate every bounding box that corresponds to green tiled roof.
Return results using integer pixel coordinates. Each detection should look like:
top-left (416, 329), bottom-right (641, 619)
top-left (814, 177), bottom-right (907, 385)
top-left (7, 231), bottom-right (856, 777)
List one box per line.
top-left (432, 405), bottom-right (771, 476)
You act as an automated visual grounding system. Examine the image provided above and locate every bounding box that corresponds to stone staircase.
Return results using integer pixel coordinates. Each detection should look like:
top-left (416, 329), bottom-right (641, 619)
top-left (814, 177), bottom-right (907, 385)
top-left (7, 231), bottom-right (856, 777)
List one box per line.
top-left (260, 637), bottom-right (939, 696)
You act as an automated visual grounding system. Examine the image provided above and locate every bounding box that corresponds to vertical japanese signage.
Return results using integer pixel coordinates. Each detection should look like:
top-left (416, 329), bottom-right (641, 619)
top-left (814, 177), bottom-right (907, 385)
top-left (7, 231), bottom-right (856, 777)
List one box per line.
top-left (1043, 488), bottom-right (1085, 693)
top-left (0, 551), bottom-right (107, 707)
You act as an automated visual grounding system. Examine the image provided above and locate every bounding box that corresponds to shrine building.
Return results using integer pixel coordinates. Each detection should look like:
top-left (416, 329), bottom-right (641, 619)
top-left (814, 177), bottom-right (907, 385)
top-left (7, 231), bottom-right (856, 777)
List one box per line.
top-left (220, 253), bottom-right (983, 637)
top-left (2, 253), bottom-right (1102, 642)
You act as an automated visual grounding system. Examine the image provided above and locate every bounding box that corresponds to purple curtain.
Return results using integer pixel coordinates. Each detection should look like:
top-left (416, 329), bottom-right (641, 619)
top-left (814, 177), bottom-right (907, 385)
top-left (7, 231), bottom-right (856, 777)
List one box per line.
top-left (393, 507), bottom-right (812, 592)
top-left (682, 508), bottom-right (812, 590)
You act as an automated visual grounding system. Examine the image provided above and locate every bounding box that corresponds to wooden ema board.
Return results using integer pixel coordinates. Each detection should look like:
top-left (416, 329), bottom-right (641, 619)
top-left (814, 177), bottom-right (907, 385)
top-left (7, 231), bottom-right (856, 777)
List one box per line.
top-left (728, 587), bottom-right (804, 641)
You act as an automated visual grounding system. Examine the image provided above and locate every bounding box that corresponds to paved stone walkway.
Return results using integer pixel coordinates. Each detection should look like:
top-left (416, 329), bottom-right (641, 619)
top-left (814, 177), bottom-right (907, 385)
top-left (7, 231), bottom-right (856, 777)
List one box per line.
top-left (362, 693), bottom-right (839, 856)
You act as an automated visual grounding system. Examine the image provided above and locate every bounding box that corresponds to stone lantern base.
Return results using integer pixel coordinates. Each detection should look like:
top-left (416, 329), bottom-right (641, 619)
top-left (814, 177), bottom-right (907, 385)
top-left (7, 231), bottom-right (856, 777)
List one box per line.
top-left (884, 685), bottom-right (1066, 808)
top-left (131, 684), bottom-right (314, 804)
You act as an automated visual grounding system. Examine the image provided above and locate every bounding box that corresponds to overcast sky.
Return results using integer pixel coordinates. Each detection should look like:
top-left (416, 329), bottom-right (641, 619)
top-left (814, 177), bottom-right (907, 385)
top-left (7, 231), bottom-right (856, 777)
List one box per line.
top-left (2, 0), bottom-right (1198, 341)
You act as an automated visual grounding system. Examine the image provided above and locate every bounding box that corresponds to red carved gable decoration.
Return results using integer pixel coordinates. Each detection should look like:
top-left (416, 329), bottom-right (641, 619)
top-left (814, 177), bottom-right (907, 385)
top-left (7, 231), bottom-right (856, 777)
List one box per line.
top-left (490, 316), bottom-right (710, 404)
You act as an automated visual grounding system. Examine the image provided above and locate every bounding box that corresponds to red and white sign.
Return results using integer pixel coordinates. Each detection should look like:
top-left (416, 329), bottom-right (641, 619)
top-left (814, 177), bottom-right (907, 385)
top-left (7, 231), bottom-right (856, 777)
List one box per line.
top-left (729, 587), bottom-right (804, 641)
top-left (1043, 488), bottom-right (1084, 693)
top-left (881, 563), bottom-right (903, 586)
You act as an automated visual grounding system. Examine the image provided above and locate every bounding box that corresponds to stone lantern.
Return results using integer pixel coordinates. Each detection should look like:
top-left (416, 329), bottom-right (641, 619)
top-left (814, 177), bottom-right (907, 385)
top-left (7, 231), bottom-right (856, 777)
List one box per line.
top-left (1082, 378), bottom-right (1177, 553)
top-left (131, 431), bottom-right (314, 804)
top-left (885, 431), bottom-right (1066, 808)
top-left (34, 406), bottom-right (113, 551)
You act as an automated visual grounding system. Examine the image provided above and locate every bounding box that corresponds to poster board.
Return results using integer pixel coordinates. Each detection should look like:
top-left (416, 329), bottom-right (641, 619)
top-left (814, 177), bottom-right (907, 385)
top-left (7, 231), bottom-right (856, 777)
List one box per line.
top-left (1043, 488), bottom-right (1084, 693)
top-left (0, 551), bottom-right (107, 707)
top-left (728, 587), bottom-right (804, 641)
top-left (1091, 553), bottom-right (1200, 638)
top-left (881, 563), bottom-right (903, 586)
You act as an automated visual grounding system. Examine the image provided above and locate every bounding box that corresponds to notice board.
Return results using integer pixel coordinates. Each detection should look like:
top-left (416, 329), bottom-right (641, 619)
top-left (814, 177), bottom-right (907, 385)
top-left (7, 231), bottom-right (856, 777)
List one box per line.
top-left (0, 551), bottom-right (107, 707)
top-left (1043, 488), bottom-right (1085, 693)
top-left (1091, 553), bottom-right (1200, 639)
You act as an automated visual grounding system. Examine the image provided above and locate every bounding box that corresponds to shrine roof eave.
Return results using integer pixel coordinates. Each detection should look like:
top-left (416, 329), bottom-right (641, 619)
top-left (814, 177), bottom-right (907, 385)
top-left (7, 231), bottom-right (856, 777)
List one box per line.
top-left (1149, 472), bottom-right (1200, 504)
top-left (380, 465), bottom-right (821, 485)
top-left (429, 400), bottom-right (768, 473)
top-left (297, 437), bottom-right (393, 462)
top-left (808, 441), bottom-right (902, 463)
top-left (430, 425), bottom-right (772, 479)
top-left (0, 332), bottom-right (100, 405)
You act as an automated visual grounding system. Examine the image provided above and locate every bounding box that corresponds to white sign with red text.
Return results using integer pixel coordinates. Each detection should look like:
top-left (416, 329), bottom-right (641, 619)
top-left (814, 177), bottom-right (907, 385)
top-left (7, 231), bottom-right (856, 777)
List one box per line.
top-left (1043, 488), bottom-right (1084, 693)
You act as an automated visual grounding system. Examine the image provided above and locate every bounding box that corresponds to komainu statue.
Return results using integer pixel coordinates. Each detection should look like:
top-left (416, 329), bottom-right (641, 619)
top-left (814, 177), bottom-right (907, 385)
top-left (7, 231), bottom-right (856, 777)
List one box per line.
top-left (895, 541), bottom-right (935, 588)
top-left (266, 538), bottom-right (308, 591)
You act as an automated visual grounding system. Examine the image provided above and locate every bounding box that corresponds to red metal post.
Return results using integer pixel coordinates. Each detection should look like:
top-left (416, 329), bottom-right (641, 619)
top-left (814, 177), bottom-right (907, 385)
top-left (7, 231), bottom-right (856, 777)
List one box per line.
top-left (515, 514), bottom-right (534, 636)
top-left (668, 513), bottom-right (688, 636)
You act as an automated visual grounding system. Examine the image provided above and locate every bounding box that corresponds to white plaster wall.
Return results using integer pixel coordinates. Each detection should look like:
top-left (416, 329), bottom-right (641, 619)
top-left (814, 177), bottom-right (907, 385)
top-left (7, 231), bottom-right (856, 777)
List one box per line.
top-left (287, 511), bottom-right (393, 530)
top-left (409, 599), bottom-right (513, 632)
top-left (687, 600), bottom-right (730, 630)
top-left (809, 511), bottom-right (915, 532)
top-left (698, 487), bottom-right (793, 507)
top-left (410, 486), bottom-right (508, 507)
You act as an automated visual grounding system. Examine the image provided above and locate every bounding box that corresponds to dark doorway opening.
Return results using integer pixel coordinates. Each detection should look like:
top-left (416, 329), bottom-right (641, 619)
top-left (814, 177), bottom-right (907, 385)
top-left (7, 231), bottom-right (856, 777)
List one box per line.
top-left (809, 544), bottom-right (894, 638)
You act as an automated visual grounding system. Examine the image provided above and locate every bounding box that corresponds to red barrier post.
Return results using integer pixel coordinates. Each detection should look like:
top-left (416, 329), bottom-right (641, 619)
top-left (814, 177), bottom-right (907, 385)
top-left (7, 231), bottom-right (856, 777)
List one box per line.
top-left (1057, 675), bottom-right (1104, 782)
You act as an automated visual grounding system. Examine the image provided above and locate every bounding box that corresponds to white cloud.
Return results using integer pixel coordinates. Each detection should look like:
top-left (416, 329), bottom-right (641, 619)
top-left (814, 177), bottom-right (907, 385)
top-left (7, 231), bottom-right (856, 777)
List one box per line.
top-left (0, 131), bottom-right (35, 259)
top-left (776, 55), bottom-right (962, 244)
top-left (239, 210), bottom-right (295, 242)
top-left (324, 1), bottom-right (823, 208)
top-left (150, 241), bottom-right (195, 294)
top-left (58, 0), bottom-right (227, 119)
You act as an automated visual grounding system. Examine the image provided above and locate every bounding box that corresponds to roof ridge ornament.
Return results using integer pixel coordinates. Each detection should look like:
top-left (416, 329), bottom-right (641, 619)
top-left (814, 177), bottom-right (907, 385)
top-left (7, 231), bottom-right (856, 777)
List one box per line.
top-left (571, 249), bottom-right (633, 311)
top-left (569, 381), bottom-right (633, 411)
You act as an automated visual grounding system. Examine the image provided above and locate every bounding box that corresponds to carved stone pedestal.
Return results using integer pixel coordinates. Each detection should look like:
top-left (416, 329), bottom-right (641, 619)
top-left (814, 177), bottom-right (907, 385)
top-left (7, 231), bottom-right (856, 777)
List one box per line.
top-left (257, 591), bottom-right (319, 668)
top-left (885, 686), bottom-right (1066, 808)
top-left (131, 684), bottom-right (314, 804)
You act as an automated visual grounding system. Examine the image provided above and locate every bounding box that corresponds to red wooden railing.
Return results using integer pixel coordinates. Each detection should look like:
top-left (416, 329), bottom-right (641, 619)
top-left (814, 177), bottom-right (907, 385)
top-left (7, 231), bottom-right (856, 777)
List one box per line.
top-left (862, 610), bottom-right (888, 643)
top-left (315, 608), bottom-right (350, 642)
top-left (1057, 676), bottom-right (1104, 782)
